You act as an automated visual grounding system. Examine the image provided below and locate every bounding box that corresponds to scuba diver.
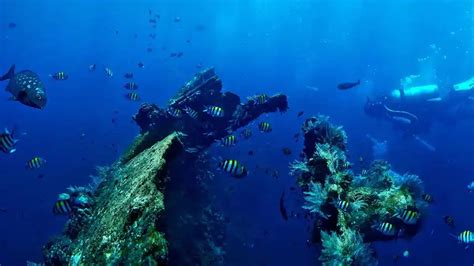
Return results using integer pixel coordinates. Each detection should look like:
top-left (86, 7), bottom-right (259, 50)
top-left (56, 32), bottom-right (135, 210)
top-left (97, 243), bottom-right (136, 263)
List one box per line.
top-left (365, 75), bottom-right (474, 136)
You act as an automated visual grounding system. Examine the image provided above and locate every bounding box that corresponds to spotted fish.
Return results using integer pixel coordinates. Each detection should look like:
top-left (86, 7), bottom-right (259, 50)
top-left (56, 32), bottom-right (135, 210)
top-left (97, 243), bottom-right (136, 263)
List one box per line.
top-left (0, 65), bottom-right (47, 109)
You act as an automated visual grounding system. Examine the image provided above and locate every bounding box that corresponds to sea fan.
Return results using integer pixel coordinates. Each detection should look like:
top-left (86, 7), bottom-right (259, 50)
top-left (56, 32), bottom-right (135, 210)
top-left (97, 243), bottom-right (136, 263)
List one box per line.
top-left (320, 228), bottom-right (377, 266)
top-left (302, 181), bottom-right (328, 219)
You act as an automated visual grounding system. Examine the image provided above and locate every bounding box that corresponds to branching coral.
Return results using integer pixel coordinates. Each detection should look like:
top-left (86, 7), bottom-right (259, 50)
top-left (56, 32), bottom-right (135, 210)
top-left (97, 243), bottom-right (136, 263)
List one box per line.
top-left (289, 159), bottom-right (310, 176)
top-left (315, 143), bottom-right (346, 174)
top-left (320, 228), bottom-right (376, 266)
top-left (302, 181), bottom-right (328, 219)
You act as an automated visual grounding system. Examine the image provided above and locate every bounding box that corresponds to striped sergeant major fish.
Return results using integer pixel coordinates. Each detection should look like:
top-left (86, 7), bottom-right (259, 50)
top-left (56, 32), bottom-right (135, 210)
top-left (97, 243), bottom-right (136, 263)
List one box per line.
top-left (334, 199), bottom-right (350, 211)
top-left (50, 71), bottom-right (68, 80)
top-left (258, 122), bottom-right (272, 132)
top-left (26, 157), bottom-right (47, 169)
top-left (218, 135), bottom-right (237, 147)
top-left (240, 128), bottom-right (252, 139)
top-left (0, 128), bottom-right (18, 154)
top-left (248, 94), bottom-right (269, 104)
top-left (219, 159), bottom-right (248, 178)
top-left (167, 107), bottom-right (183, 118)
top-left (0, 65), bottom-right (47, 109)
top-left (451, 230), bottom-right (474, 244)
top-left (124, 82), bottom-right (138, 90)
top-left (125, 92), bottom-right (140, 101)
top-left (397, 209), bottom-right (420, 225)
top-left (53, 193), bottom-right (73, 215)
top-left (104, 67), bottom-right (113, 78)
top-left (203, 106), bottom-right (225, 117)
top-left (373, 222), bottom-right (398, 236)
top-left (422, 193), bottom-right (433, 203)
top-left (183, 106), bottom-right (199, 120)
top-left (53, 199), bottom-right (73, 215)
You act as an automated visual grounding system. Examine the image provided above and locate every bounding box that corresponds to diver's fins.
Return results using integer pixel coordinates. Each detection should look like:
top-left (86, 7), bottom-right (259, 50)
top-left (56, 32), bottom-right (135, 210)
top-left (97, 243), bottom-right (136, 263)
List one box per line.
top-left (0, 65), bottom-right (15, 81)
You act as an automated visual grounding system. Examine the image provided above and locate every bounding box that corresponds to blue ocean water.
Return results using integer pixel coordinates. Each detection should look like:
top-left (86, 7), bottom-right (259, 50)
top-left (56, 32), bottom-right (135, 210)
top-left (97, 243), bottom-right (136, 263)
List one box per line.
top-left (0, 0), bottom-right (473, 265)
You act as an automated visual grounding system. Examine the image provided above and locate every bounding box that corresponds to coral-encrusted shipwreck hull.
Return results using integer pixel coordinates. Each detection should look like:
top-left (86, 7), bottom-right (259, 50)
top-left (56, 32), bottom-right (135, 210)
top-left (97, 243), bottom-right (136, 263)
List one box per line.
top-left (43, 68), bottom-right (288, 265)
top-left (43, 133), bottom-right (181, 265)
top-left (292, 116), bottom-right (428, 265)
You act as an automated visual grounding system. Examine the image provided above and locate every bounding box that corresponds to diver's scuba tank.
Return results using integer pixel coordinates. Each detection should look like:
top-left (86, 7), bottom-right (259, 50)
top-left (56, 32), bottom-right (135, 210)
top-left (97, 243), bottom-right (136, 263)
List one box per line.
top-left (390, 84), bottom-right (441, 103)
top-left (389, 74), bottom-right (441, 104)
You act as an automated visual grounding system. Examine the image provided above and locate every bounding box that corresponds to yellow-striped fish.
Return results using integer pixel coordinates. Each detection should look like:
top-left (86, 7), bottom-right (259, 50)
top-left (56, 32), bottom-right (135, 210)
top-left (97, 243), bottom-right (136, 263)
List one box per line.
top-left (258, 122), bottom-right (272, 133)
top-left (397, 209), bottom-right (420, 225)
top-left (255, 94), bottom-right (269, 104)
top-left (53, 199), bottom-right (73, 215)
top-left (334, 199), bottom-right (350, 211)
top-left (453, 230), bottom-right (474, 244)
top-left (26, 157), bottom-right (46, 169)
top-left (183, 106), bottom-right (199, 120)
top-left (374, 222), bottom-right (397, 236)
top-left (219, 135), bottom-right (237, 147)
top-left (124, 82), bottom-right (138, 90)
top-left (240, 128), bottom-right (252, 139)
top-left (422, 193), bottom-right (434, 203)
top-left (0, 128), bottom-right (18, 154)
top-left (167, 107), bottom-right (183, 118)
top-left (125, 92), bottom-right (140, 101)
top-left (219, 159), bottom-right (248, 178)
top-left (203, 106), bottom-right (224, 117)
top-left (51, 71), bottom-right (68, 80)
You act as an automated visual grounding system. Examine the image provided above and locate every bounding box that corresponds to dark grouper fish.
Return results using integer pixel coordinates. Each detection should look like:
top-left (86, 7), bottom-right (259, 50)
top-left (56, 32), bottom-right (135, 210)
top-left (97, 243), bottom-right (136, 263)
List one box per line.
top-left (0, 65), bottom-right (47, 109)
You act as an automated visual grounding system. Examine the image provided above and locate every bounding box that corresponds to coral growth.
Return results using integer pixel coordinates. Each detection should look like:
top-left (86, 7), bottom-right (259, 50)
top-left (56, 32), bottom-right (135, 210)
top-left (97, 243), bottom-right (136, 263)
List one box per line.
top-left (303, 181), bottom-right (329, 219)
top-left (320, 228), bottom-right (376, 266)
top-left (293, 116), bottom-right (429, 265)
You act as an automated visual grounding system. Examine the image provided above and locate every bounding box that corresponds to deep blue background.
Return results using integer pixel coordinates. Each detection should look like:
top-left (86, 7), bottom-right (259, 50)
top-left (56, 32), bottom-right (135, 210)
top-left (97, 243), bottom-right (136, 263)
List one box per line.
top-left (0, 0), bottom-right (473, 265)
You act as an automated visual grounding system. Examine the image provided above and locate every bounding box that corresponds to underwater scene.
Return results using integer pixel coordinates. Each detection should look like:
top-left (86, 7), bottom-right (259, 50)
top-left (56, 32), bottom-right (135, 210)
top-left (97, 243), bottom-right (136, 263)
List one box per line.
top-left (0, 0), bottom-right (473, 265)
